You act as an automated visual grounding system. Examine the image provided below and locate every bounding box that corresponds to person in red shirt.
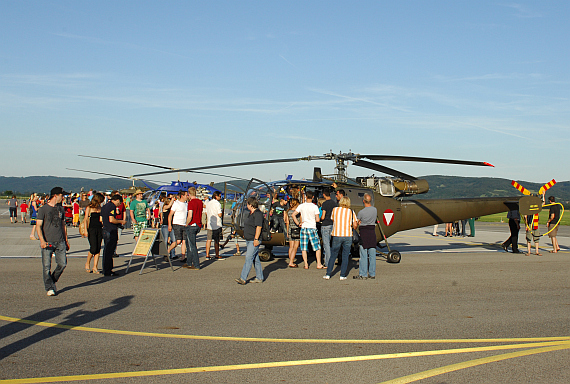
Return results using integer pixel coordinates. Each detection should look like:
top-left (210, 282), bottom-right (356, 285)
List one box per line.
top-left (72, 197), bottom-right (80, 227)
top-left (20, 200), bottom-right (29, 224)
top-left (183, 187), bottom-right (204, 269)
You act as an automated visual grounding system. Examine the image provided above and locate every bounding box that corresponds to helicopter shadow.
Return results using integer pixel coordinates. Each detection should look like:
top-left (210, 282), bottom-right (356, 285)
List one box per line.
top-left (389, 240), bottom-right (502, 253)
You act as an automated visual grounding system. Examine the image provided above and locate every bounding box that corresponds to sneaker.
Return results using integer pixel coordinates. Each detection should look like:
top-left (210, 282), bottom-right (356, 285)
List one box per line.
top-left (251, 278), bottom-right (263, 283)
top-left (235, 278), bottom-right (247, 285)
top-left (368, 276), bottom-right (376, 280)
top-left (235, 251), bottom-right (242, 256)
top-left (47, 289), bottom-right (56, 296)
top-left (339, 276), bottom-right (347, 281)
top-left (323, 275), bottom-right (330, 280)
top-left (353, 275), bottom-right (367, 280)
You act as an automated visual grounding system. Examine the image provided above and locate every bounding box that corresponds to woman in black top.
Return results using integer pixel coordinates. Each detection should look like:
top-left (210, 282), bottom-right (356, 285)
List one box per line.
top-left (160, 194), bottom-right (176, 259)
top-left (85, 193), bottom-right (104, 273)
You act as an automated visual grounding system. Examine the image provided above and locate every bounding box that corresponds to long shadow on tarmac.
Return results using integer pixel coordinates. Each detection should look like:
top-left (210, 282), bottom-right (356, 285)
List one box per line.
top-left (0, 295), bottom-right (133, 360)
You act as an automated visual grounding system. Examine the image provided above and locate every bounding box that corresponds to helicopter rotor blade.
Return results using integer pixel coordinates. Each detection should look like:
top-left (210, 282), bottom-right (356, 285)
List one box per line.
top-left (361, 155), bottom-right (494, 168)
top-left (352, 160), bottom-right (417, 180)
top-left (133, 157), bottom-right (308, 177)
top-left (78, 155), bottom-right (172, 170)
top-left (78, 155), bottom-right (250, 180)
top-left (66, 168), bottom-right (164, 184)
top-left (67, 168), bottom-right (134, 180)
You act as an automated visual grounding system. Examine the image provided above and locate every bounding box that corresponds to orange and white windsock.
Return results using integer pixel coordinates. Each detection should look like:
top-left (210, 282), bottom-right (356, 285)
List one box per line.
top-left (538, 179), bottom-right (556, 195)
top-left (511, 181), bottom-right (531, 195)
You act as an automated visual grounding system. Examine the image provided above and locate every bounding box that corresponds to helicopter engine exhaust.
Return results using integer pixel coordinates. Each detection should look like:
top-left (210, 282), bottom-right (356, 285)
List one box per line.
top-left (393, 179), bottom-right (430, 195)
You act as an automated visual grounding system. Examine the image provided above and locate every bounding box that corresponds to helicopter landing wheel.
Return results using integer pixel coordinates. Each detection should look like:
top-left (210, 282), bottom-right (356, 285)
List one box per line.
top-left (386, 250), bottom-right (401, 264)
top-left (259, 249), bottom-right (272, 262)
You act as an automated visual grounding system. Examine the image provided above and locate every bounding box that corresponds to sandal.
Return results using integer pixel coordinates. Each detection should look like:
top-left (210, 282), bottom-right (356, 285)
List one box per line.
top-left (92, 270), bottom-right (100, 274)
top-left (316, 265), bottom-right (326, 269)
top-left (304, 266), bottom-right (309, 270)
top-left (85, 268), bottom-right (92, 273)
top-left (288, 264), bottom-right (298, 268)
top-left (535, 253), bottom-right (542, 256)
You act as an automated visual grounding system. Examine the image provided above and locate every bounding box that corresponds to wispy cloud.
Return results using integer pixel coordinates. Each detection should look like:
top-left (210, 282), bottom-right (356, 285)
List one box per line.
top-left (52, 32), bottom-right (189, 58)
top-left (499, 3), bottom-right (544, 18)
top-left (453, 120), bottom-right (530, 140)
top-left (433, 73), bottom-right (544, 82)
top-left (279, 54), bottom-right (297, 68)
top-left (0, 73), bottom-right (99, 88)
top-left (308, 88), bottom-right (411, 112)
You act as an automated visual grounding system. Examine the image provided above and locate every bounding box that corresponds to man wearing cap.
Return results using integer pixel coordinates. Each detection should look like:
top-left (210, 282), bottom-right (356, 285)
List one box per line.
top-left (129, 189), bottom-right (150, 242)
top-left (101, 194), bottom-right (127, 276)
top-left (36, 187), bottom-right (70, 296)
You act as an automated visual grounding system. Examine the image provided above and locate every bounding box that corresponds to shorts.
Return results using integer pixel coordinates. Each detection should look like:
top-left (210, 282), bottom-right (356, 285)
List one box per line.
top-left (300, 228), bottom-right (321, 252)
top-left (73, 214), bottom-right (79, 224)
top-left (133, 221), bottom-right (147, 237)
top-left (172, 224), bottom-right (186, 241)
top-left (548, 224), bottom-right (558, 238)
top-left (526, 228), bottom-right (540, 243)
top-left (207, 228), bottom-right (222, 242)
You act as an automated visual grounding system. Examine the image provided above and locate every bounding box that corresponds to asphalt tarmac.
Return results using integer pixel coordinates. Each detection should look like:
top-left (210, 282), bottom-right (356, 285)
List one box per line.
top-left (0, 207), bottom-right (568, 383)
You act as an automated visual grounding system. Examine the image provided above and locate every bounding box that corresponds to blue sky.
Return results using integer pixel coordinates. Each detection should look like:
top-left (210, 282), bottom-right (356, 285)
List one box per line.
top-left (1, 1), bottom-right (568, 186)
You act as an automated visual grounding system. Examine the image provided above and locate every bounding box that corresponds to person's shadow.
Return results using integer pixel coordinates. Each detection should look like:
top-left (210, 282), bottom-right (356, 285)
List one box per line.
top-left (0, 295), bottom-right (133, 360)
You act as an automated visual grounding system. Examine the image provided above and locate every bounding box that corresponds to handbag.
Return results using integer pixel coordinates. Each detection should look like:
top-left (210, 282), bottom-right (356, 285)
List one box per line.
top-left (290, 227), bottom-right (301, 237)
top-left (79, 218), bottom-right (87, 238)
top-left (351, 211), bottom-right (361, 244)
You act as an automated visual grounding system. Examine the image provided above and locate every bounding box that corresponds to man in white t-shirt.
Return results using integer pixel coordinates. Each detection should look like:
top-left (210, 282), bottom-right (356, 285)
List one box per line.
top-left (205, 191), bottom-right (223, 259)
top-left (292, 190), bottom-right (324, 269)
top-left (167, 190), bottom-right (189, 258)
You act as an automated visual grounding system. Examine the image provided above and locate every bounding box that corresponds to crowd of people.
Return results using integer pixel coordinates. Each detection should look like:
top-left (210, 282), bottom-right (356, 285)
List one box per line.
top-left (22, 183), bottom-right (564, 296)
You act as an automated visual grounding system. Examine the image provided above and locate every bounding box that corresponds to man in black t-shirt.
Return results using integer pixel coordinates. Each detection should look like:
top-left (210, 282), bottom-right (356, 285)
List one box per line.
top-left (546, 196), bottom-right (561, 253)
top-left (320, 188), bottom-right (337, 267)
top-left (101, 195), bottom-right (127, 276)
top-left (37, 187), bottom-right (70, 296)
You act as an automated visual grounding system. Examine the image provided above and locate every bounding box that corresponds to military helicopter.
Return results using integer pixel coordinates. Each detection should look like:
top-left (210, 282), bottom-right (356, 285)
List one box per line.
top-left (127, 151), bottom-right (543, 263)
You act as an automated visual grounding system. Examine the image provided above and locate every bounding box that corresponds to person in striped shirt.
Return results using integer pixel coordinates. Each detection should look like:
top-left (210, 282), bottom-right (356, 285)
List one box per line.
top-left (324, 196), bottom-right (358, 280)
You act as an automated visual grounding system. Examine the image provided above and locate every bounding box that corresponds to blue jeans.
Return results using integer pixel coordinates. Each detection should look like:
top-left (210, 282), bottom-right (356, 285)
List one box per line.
top-left (185, 225), bottom-right (201, 268)
top-left (41, 241), bottom-right (67, 291)
top-left (327, 236), bottom-right (351, 278)
top-left (240, 241), bottom-right (264, 281)
top-left (321, 225), bottom-right (333, 266)
top-left (160, 225), bottom-right (176, 258)
top-left (358, 245), bottom-right (376, 277)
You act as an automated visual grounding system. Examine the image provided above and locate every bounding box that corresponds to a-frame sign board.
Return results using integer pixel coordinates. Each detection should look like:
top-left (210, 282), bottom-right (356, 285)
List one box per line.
top-left (126, 229), bottom-right (174, 275)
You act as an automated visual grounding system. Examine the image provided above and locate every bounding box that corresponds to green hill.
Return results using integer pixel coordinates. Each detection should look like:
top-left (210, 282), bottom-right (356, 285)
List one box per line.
top-left (418, 176), bottom-right (570, 205)
top-left (0, 176), bottom-right (158, 196)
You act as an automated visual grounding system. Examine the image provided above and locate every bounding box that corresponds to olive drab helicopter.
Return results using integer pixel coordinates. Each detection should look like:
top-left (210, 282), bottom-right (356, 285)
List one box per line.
top-left (104, 150), bottom-right (543, 263)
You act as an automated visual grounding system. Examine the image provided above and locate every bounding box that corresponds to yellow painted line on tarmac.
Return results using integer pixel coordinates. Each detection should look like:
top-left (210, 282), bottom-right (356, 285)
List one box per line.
top-left (379, 341), bottom-right (570, 384)
top-left (1, 341), bottom-right (568, 383)
top-left (1, 315), bottom-right (568, 344)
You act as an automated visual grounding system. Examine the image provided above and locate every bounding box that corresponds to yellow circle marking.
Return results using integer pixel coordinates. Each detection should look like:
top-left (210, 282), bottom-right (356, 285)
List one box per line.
top-left (1, 341), bottom-right (568, 383)
top-left (1, 315), bottom-right (568, 344)
top-left (379, 342), bottom-right (570, 383)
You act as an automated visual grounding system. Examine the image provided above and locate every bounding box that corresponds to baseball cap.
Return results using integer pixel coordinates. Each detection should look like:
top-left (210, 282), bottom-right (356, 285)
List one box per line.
top-left (50, 187), bottom-right (70, 196)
